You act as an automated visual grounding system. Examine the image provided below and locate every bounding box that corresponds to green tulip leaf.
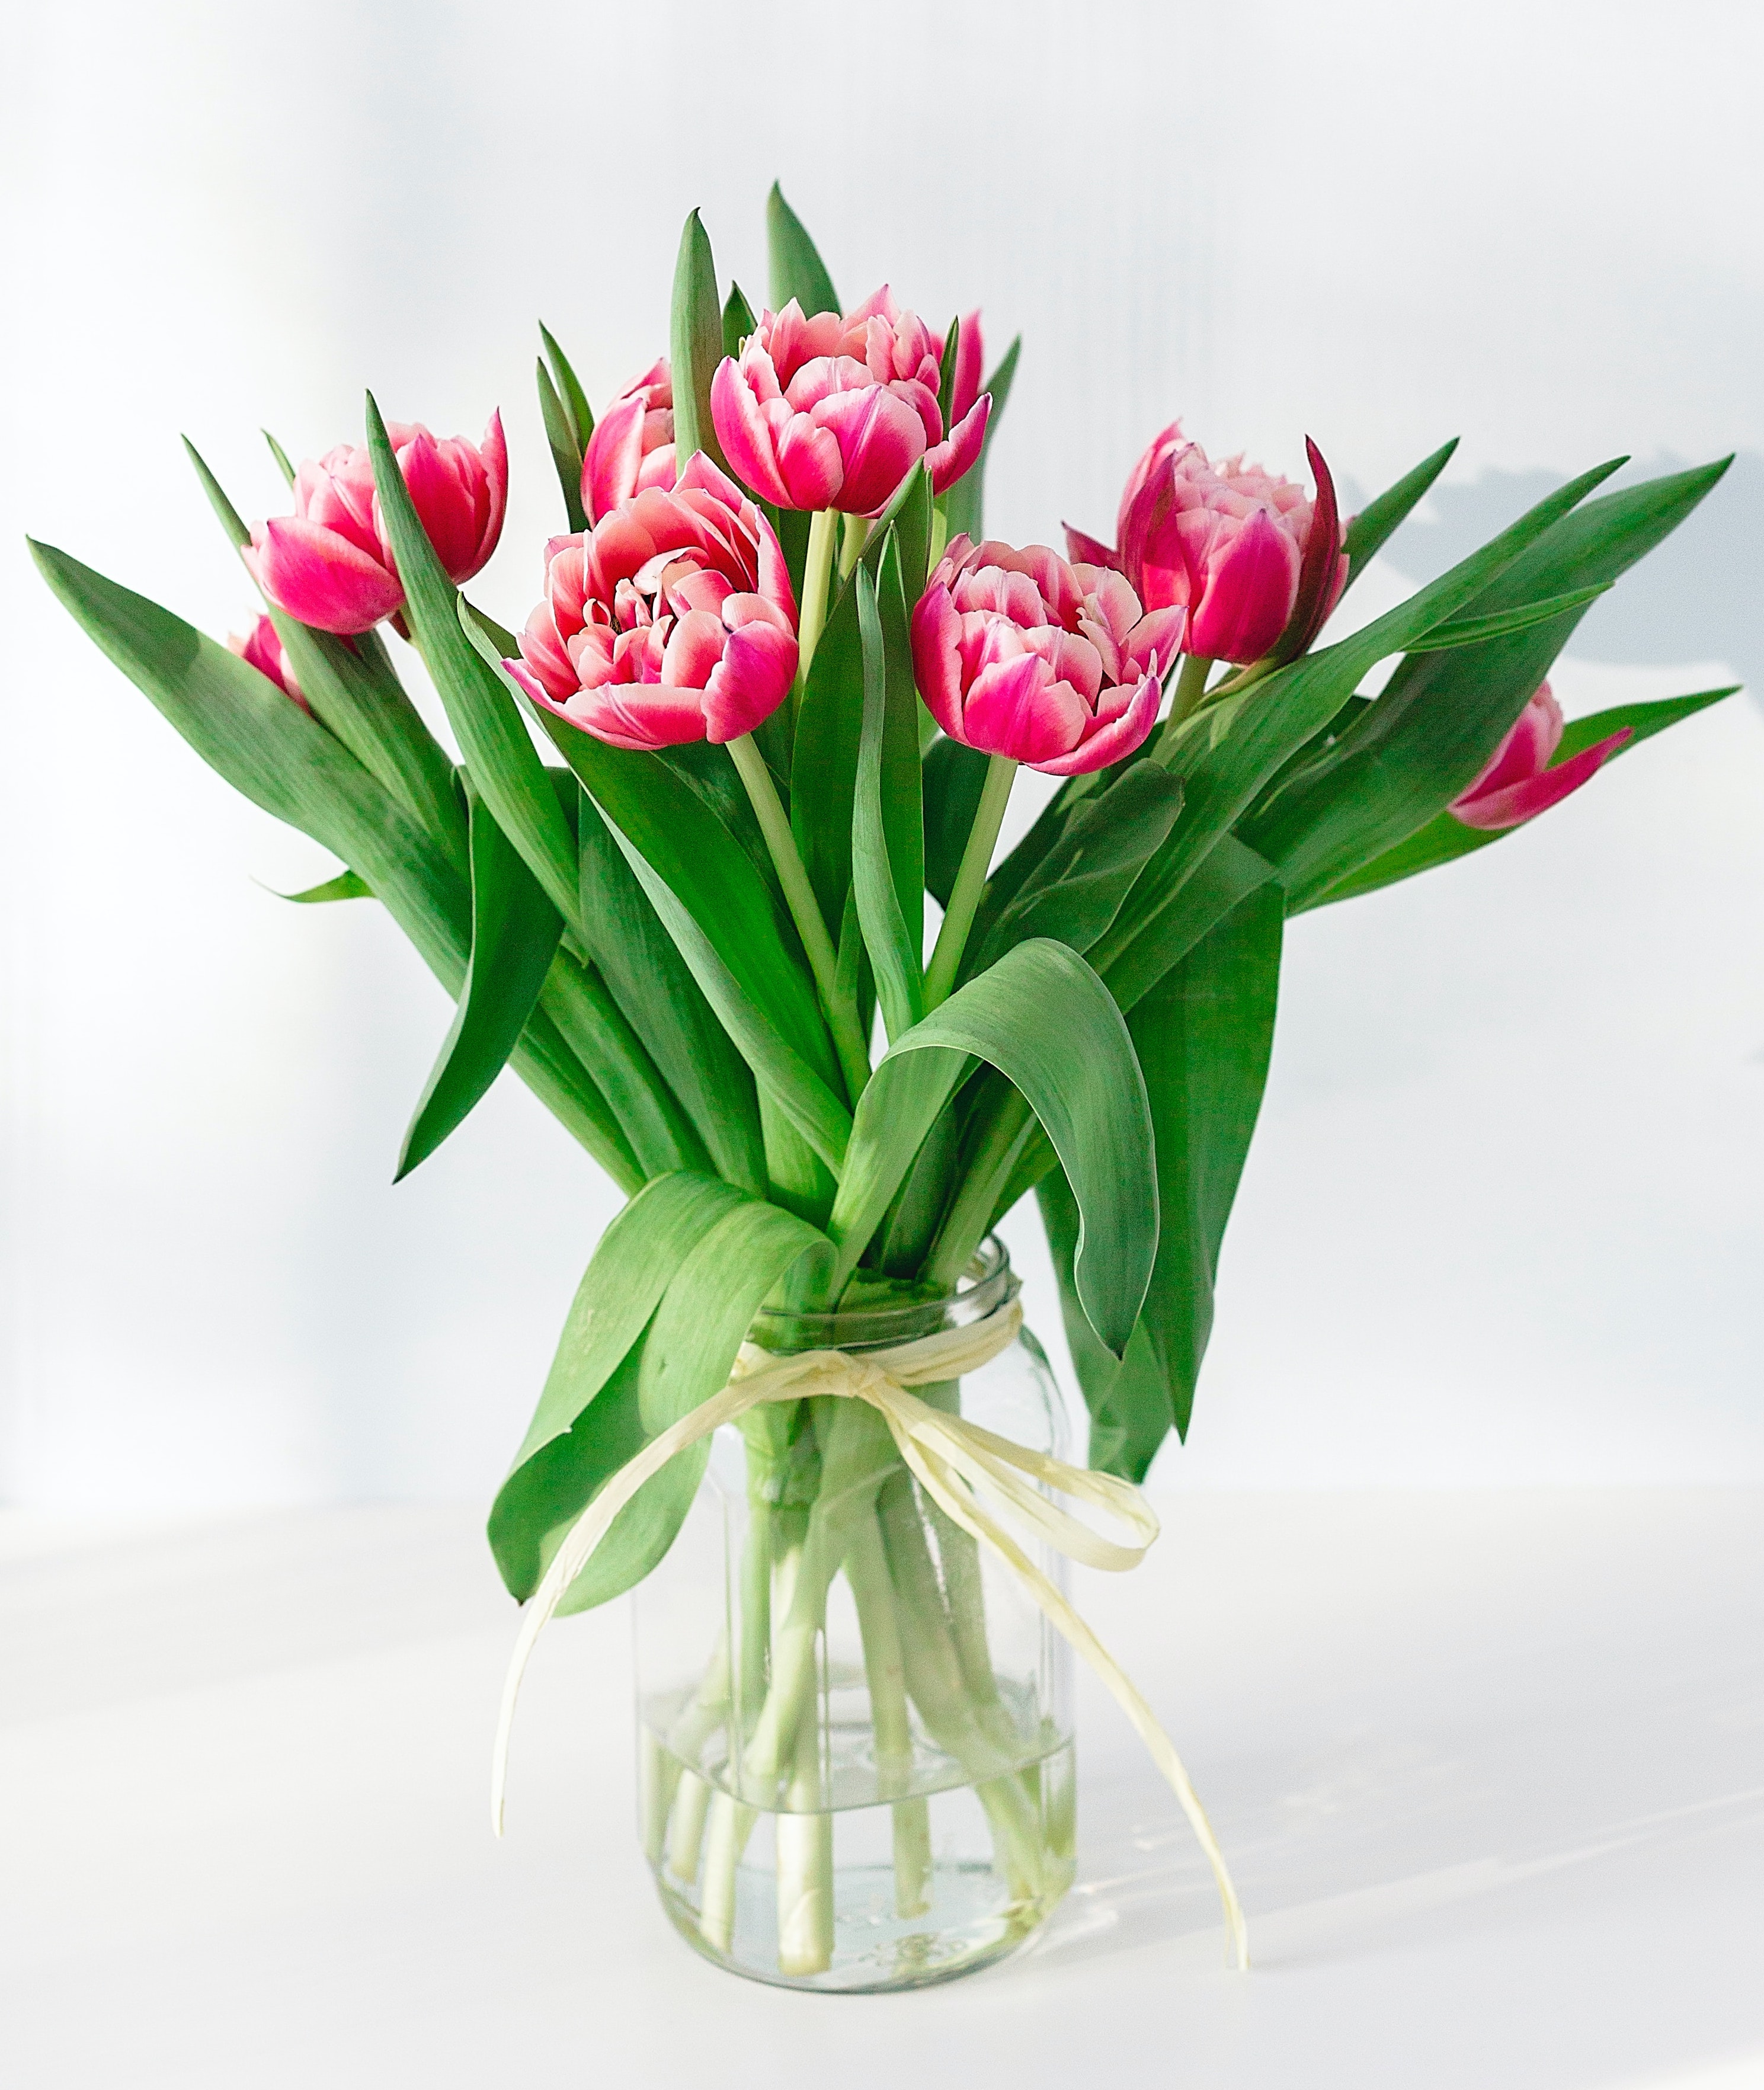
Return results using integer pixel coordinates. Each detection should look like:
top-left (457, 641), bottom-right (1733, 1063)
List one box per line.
top-left (1338, 437), bottom-right (1459, 590)
top-left (766, 181), bottom-right (840, 316)
top-left (670, 208), bottom-right (728, 474)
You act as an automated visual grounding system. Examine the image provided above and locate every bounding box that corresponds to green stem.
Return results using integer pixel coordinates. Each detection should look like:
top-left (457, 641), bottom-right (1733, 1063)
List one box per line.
top-left (926, 1087), bottom-right (1035, 1291)
top-left (796, 508), bottom-right (839, 690)
top-left (726, 732), bottom-right (873, 1106)
top-left (928, 503), bottom-right (950, 572)
top-left (846, 1512), bottom-right (933, 1918)
top-left (1169, 651), bottom-right (1214, 724)
top-left (923, 753), bottom-right (1016, 1010)
top-left (838, 511), bottom-right (870, 579)
top-left (1199, 654), bottom-right (1277, 705)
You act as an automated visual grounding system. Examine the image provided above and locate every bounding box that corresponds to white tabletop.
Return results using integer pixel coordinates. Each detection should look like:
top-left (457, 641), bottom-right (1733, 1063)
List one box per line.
top-left (3, 1488), bottom-right (1761, 2089)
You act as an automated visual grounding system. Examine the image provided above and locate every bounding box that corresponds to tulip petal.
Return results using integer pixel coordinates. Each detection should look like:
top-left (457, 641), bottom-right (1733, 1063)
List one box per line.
top-left (962, 652), bottom-right (1086, 766)
top-left (569, 681), bottom-right (715, 751)
top-left (475, 409), bottom-right (508, 571)
top-left (1032, 671), bottom-right (1162, 775)
top-left (710, 357), bottom-right (792, 505)
top-left (1062, 522), bottom-right (1121, 571)
top-left (1272, 436), bottom-right (1344, 662)
top-left (245, 517), bottom-right (402, 635)
top-left (702, 620), bottom-right (798, 742)
top-left (1451, 726), bottom-right (1632, 830)
top-left (397, 428), bottom-right (482, 583)
top-left (583, 393), bottom-right (648, 525)
top-left (1185, 506), bottom-right (1301, 663)
top-left (815, 385), bottom-right (926, 514)
top-left (925, 393), bottom-right (990, 497)
top-left (775, 412), bottom-right (846, 510)
top-left (910, 584), bottom-right (968, 740)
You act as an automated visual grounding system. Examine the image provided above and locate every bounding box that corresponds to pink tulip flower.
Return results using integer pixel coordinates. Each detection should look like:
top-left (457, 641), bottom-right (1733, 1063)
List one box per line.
top-left (245, 415), bottom-right (507, 636)
top-left (505, 452), bottom-right (799, 752)
top-left (227, 612), bottom-right (309, 712)
top-left (1067, 424), bottom-right (1346, 665)
top-left (581, 359), bottom-right (676, 524)
top-left (910, 536), bottom-right (1183, 775)
top-left (710, 289), bottom-right (990, 516)
top-left (1448, 683), bottom-right (1631, 830)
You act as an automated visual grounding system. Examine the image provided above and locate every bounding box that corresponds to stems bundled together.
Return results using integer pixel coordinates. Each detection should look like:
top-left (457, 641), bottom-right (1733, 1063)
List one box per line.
top-left (30, 180), bottom-right (1738, 1957)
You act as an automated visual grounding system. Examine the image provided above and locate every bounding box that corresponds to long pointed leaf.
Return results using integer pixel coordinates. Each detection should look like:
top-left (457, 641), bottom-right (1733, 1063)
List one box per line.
top-left (31, 539), bottom-right (644, 1191)
top-left (852, 563), bottom-right (924, 1042)
top-left (1339, 437), bottom-right (1459, 585)
top-left (1244, 458), bottom-right (1733, 905)
top-left (669, 209), bottom-right (727, 473)
top-left (575, 791), bottom-right (767, 1190)
top-left (396, 783), bottom-right (565, 1179)
top-left (536, 356), bottom-right (588, 531)
top-left (539, 321), bottom-right (593, 449)
top-left (829, 939), bottom-right (1156, 1355)
top-left (1307, 685), bottom-right (1741, 908)
top-left (766, 182), bottom-right (840, 315)
top-left (366, 399), bottom-right (581, 921)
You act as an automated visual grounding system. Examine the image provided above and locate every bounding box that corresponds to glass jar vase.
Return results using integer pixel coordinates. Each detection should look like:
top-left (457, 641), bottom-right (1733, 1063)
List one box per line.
top-left (632, 1237), bottom-right (1075, 1992)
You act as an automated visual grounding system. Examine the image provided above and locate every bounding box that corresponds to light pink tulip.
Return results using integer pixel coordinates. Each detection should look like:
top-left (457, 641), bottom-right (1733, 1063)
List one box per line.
top-left (227, 612), bottom-right (308, 712)
top-left (1448, 683), bottom-right (1631, 831)
top-left (1067, 423), bottom-right (1346, 664)
top-left (910, 536), bottom-right (1183, 775)
top-left (581, 359), bottom-right (676, 524)
top-left (710, 288), bottom-right (990, 516)
top-left (244, 415), bottom-right (507, 636)
top-left (506, 452), bottom-right (799, 752)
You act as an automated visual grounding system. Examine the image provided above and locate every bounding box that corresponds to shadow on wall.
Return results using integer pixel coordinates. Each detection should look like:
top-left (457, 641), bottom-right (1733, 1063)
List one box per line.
top-left (1353, 452), bottom-right (1762, 706)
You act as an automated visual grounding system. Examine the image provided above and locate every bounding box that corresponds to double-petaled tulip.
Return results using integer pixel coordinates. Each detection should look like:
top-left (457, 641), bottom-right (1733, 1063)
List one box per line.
top-left (1068, 424), bottom-right (1346, 665)
top-left (245, 415), bottom-right (507, 636)
top-left (1448, 683), bottom-right (1631, 830)
top-left (710, 290), bottom-right (990, 516)
top-left (911, 537), bottom-right (1183, 774)
top-left (581, 359), bottom-right (675, 525)
top-left (505, 453), bottom-right (798, 752)
top-left (227, 612), bottom-right (308, 711)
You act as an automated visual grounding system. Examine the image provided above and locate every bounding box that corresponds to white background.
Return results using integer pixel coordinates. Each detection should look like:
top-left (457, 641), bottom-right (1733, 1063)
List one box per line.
top-left (2, 0), bottom-right (1761, 1508)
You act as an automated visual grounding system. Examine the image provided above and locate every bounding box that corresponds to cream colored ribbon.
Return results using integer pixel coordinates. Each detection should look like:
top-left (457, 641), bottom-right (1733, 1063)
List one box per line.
top-left (492, 1296), bottom-right (1249, 1969)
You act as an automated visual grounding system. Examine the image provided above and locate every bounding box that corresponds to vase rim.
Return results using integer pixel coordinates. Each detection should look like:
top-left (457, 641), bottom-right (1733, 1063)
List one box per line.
top-left (750, 1236), bottom-right (1018, 1355)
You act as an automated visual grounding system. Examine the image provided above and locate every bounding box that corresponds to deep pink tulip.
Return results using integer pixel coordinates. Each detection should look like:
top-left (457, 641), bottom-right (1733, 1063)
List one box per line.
top-left (505, 453), bottom-right (799, 752)
top-left (910, 536), bottom-right (1183, 776)
top-left (581, 359), bottom-right (675, 525)
top-left (710, 288), bottom-right (990, 516)
top-left (1448, 683), bottom-right (1631, 831)
top-left (244, 415), bottom-right (508, 636)
top-left (1067, 423), bottom-right (1346, 665)
top-left (227, 612), bottom-right (309, 712)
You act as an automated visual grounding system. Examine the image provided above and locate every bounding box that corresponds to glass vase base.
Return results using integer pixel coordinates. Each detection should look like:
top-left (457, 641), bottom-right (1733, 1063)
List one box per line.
top-left (644, 1736), bottom-right (1077, 1993)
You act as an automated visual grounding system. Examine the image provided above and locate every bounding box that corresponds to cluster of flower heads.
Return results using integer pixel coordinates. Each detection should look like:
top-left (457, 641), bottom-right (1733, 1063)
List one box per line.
top-left (230, 287), bottom-right (1625, 817)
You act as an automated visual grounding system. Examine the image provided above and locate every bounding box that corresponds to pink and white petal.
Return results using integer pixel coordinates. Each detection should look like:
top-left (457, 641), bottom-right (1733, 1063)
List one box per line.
top-left (659, 607), bottom-right (729, 691)
top-left (710, 359), bottom-right (792, 505)
top-left (396, 428), bottom-right (482, 582)
top-left (635, 443), bottom-right (677, 494)
top-left (583, 393), bottom-right (649, 524)
top-left (517, 604), bottom-right (581, 700)
top-left (962, 653), bottom-right (1086, 765)
top-left (1451, 726), bottom-right (1631, 831)
top-left (775, 414), bottom-right (846, 510)
top-left (473, 410), bottom-right (508, 569)
top-left (952, 311), bottom-right (984, 425)
top-left (1032, 671), bottom-right (1162, 775)
top-left (1024, 626), bottom-right (1104, 705)
top-left (566, 680), bottom-right (712, 751)
top-left (925, 393), bottom-right (990, 497)
top-left (702, 621), bottom-right (798, 741)
top-left (246, 517), bottom-right (402, 635)
top-left (1458, 685), bottom-right (1564, 802)
top-left (815, 386), bottom-right (926, 515)
top-left (909, 584), bottom-right (969, 740)
top-left (1123, 604), bottom-right (1186, 679)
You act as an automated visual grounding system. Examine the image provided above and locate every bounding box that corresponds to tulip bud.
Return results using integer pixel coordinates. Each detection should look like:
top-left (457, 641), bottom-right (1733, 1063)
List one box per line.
top-left (228, 612), bottom-right (309, 711)
top-left (1068, 423), bottom-right (1346, 665)
top-left (710, 287), bottom-right (990, 516)
top-left (1448, 683), bottom-right (1631, 830)
top-left (910, 536), bottom-right (1182, 775)
top-left (244, 415), bottom-right (507, 636)
top-left (505, 453), bottom-right (799, 751)
top-left (581, 359), bottom-right (676, 525)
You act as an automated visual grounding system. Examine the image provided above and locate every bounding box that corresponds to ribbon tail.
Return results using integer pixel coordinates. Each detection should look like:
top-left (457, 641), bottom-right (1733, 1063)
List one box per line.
top-left (880, 1402), bottom-right (1251, 1970)
top-left (491, 1374), bottom-right (776, 1838)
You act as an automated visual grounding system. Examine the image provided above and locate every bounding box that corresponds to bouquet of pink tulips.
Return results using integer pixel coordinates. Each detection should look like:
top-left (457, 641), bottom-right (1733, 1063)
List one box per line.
top-left (32, 186), bottom-right (1736, 1988)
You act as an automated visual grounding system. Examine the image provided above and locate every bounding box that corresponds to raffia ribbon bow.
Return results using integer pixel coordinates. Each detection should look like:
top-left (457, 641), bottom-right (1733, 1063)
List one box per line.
top-left (492, 1294), bottom-right (1249, 1969)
